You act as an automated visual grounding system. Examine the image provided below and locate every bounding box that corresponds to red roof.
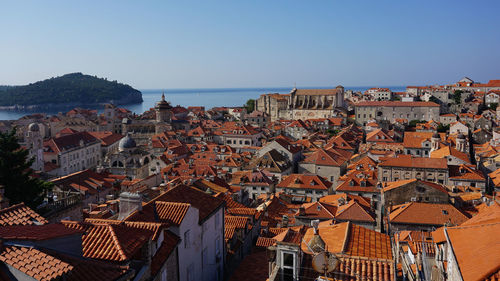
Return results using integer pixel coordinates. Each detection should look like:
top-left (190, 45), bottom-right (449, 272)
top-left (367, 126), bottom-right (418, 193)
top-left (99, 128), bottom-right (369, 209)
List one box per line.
top-left (87, 131), bottom-right (124, 146)
top-left (277, 174), bottom-right (332, 190)
top-left (62, 221), bottom-right (153, 262)
top-left (129, 184), bottom-right (224, 224)
top-left (0, 224), bottom-right (82, 241)
top-left (379, 155), bottom-right (448, 169)
top-left (0, 203), bottom-right (48, 226)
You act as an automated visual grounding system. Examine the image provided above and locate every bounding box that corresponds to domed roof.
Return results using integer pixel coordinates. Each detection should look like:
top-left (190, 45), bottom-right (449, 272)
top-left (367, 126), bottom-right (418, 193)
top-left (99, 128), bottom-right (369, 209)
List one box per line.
top-left (155, 93), bottom-right (172, 110)
top-left (28, 123), bottom-right (40, 132)
top-left (119, 134), bottom-right (136, 150)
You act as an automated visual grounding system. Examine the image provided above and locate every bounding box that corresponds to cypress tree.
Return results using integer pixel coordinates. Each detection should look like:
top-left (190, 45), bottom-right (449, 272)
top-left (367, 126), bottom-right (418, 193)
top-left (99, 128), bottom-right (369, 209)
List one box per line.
top-left (0, 128), bottom-right (52, 209)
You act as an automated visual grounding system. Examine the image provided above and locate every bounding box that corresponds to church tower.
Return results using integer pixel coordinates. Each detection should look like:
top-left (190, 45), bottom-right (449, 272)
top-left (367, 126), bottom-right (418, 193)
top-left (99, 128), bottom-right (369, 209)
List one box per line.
top-left (335, 85), bottom-right (345, 108)
top-left (26, 123), bottom-right (44, 172)
top-left (155, 93), bottom-right (172, 134)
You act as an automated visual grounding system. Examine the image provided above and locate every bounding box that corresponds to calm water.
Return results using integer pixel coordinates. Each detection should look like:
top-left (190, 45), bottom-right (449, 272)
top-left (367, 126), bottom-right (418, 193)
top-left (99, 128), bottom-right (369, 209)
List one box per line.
top-left (0, 86), bottom-right (405, 120)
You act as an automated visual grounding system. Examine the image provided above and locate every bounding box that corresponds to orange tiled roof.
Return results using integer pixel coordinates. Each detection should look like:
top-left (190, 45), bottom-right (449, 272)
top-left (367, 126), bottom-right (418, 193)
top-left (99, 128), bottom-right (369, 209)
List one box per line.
top-left (430, 145), bottom-right (471, 164)
top-left (0, 224), bottom-right (82, 241)
top-left (225, 215), bottom-right (249, 229)
top-left (301, 148), bottom-right (351, 167)
top-left (403, 131), bottom-right (445, 148)
top-left (132, 184), bottom-right (224, 224)
top-left (319, 193), bottom-right (371, 208)
top-left (335, 201), bottom-right (376, 222)
top-left (0, 246), bottom-right (73, 281)
top-left (382, 179), bottom-right (448, 194)
top-left (298, 202), bottom-right (337, 219)
top-left (301, 222), bottom-right (392, 260)
top-left (389, 202), bottom-right (468, 226)
top-left (379, 155), bottom-right (448, 169)
top-left (446, 223), bottom-right (500, 281)
top-left (62, 221), bottom-right (153, 262)
top-left (277, 174), bottom-right (332, 190)
top-left (154, 202), bottom-right (191, 225)
top-left (460, 202), bottom-right (500, 226)
top-left (255, 237), bottom-right (276, 247)
top-left (0, 203), bottom-right (48, 226)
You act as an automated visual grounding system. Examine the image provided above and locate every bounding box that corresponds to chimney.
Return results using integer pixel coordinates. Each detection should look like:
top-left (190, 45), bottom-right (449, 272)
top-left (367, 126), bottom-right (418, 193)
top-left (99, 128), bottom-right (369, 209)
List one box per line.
top-left (311, 219), bottom-right (320, 234)
top-left (118, 192), bottom-right (143, 220)
top-left (282, 215), bottom-right (289, 227)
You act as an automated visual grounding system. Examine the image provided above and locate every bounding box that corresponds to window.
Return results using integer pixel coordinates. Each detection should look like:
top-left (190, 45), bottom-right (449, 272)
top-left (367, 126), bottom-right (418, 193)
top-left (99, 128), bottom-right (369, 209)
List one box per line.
top-left (184, 230), bottom-right (190, 248)
top-left (282, 252), bottom-right (295, 281)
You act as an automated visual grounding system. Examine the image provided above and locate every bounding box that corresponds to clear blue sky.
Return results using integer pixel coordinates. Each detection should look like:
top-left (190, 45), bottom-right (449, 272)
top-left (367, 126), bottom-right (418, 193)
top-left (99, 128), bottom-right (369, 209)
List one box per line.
top-left (1, 0), bottom-right (499, 89)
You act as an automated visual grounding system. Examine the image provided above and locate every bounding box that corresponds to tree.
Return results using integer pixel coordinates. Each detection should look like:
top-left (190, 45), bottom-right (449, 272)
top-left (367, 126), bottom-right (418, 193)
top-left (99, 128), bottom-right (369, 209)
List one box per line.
top-left (452, 90), bottom-right (463, 104)
top-left (245, 99), bottom-right (255, 113)
top-left (0, 128), bottom-right (52, 209)
top-left (437, 124), bottom-right (450, 133)
top-left (489, 103), bottom-right (498, 111)
top-left (408, 120), bottom-right (425, 127)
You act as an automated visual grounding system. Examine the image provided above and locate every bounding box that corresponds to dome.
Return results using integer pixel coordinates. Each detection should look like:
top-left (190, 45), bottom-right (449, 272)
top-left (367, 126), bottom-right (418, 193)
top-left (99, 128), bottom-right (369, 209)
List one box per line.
top-left (28, 123), bottom-right (40, 132)
top-left (432, 132), bottom-right (440, 138)
top-left (336, 85), bottom-right (344, 89)
top-left (155, 93), bottom-right (172, 110)
top-left (457, 133), bottom-right (466, 140)
top-left (119, 134), bottom-right (136, 151)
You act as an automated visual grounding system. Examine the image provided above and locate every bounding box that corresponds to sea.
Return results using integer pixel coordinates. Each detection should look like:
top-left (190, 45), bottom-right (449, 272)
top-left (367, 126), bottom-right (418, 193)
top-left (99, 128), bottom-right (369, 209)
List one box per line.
top-left (0, 86), bottom-right (406, 120)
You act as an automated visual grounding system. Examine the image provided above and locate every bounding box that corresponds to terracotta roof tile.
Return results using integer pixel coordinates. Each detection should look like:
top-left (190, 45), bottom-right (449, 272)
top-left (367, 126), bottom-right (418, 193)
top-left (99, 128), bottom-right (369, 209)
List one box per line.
top-left (62, 221), bottom-right (153, 262)
top-left (0, 224), bottom-right (82, 241)
top-left (225, 215), bottom-right (249, 229)
top-left (379, 155), bottom-right (448, 169)
top-left (0, 203), bottom-right (48, 226)
top-left (301, 222), bottom-right (392, 260)
top-left (389, 202), bottom-right (468, 226)
top-left (277, 174), bottom-right (332, 190)
top-left (0, 246), bottom-right (73, 281)
top-left (446, 223), bottom-right (500, 281)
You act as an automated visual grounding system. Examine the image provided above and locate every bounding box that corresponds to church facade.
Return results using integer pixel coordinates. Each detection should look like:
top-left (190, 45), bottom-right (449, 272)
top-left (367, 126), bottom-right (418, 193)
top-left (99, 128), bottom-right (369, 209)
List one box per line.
top-left (255, 86), bottom-right (345, 121)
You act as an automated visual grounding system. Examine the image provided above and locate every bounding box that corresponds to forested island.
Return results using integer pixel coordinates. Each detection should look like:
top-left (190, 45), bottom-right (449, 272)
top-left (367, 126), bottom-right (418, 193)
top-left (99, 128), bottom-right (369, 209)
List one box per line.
top-left (0, 73), bottom-right (143, 108)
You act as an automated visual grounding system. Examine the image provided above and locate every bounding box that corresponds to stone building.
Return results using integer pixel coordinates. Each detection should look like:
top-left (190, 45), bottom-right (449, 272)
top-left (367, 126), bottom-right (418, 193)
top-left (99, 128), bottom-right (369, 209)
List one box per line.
top-left (255, 86), bottom-right (345, 121)
top-left (381, 179), bottom-right (449, 207)
top-left (24, 123), bottom-right (44, 172)
top-left (378, 155), bottom-right (449, 185)
top-left (43, 131), bottom-right (101, 177)
top-left (354, 101), bottom-right (440, 125)
top-left (101, 133), bottom-right (155, 179)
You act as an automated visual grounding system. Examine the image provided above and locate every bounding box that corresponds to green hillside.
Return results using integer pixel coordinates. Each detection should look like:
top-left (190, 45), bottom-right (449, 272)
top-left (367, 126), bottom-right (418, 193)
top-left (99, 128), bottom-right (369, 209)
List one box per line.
top-left (0, 73), bottom-right (143, 106)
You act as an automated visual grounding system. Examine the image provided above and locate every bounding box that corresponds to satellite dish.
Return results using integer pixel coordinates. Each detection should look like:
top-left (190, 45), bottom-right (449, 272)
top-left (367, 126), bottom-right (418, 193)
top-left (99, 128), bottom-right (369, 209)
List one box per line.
top-left (311, 252), bottom-right (339, 274)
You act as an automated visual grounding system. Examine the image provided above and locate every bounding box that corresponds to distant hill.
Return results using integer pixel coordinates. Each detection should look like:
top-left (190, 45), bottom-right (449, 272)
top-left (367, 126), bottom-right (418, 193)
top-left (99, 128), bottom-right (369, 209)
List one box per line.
top-left (0, 73), bottom-right (143, 106)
